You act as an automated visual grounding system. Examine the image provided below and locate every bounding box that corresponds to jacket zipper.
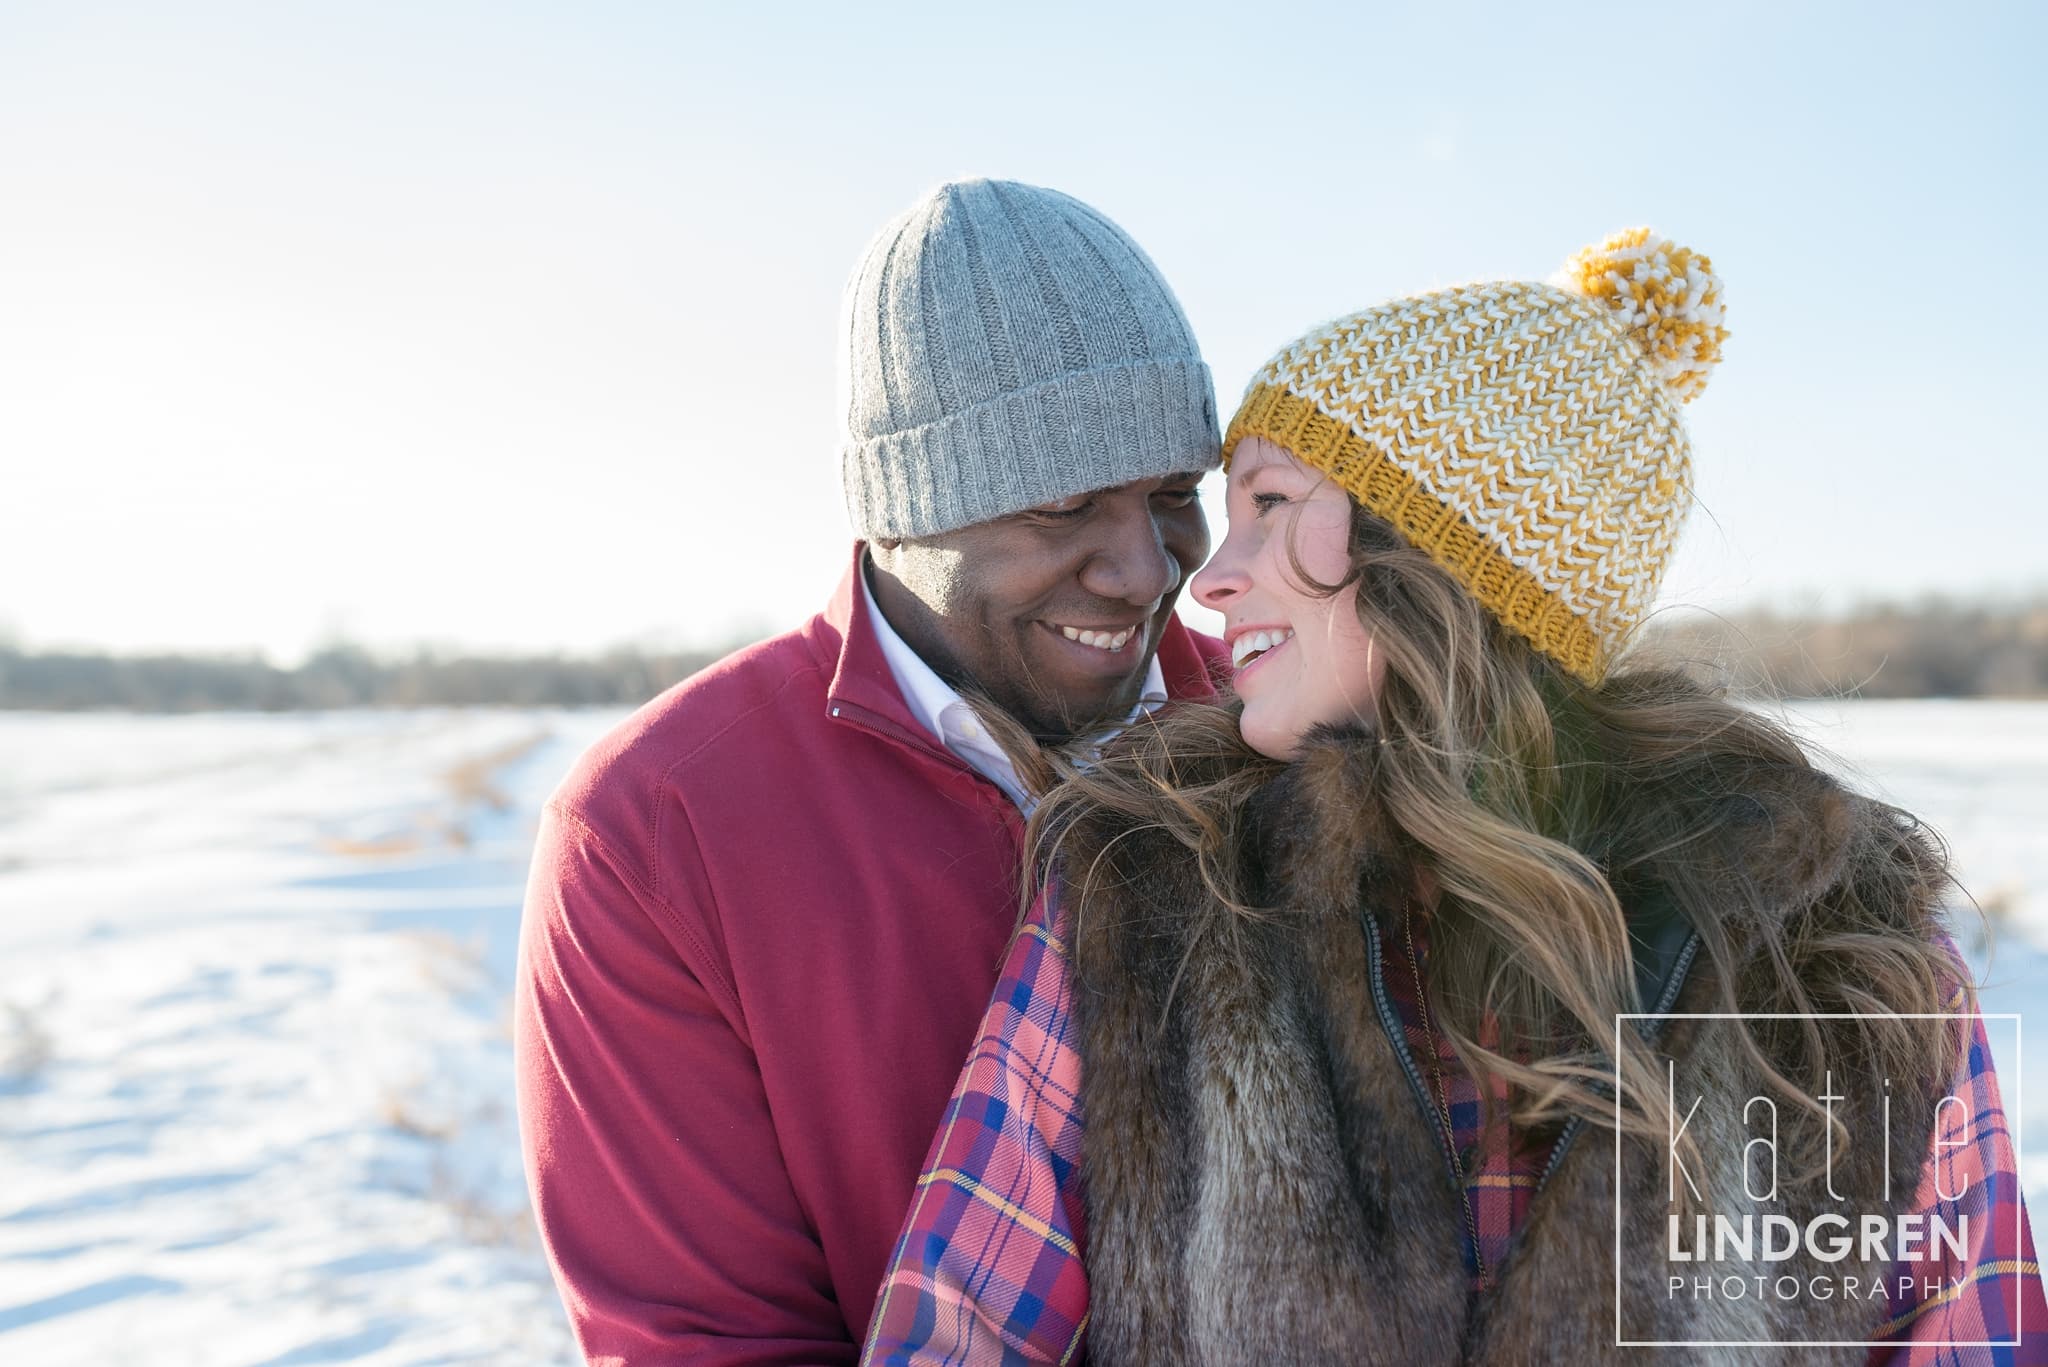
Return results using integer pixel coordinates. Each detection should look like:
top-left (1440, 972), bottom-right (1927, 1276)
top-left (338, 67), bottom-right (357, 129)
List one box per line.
top-left (1362, 912), bottom-right (1467, 1193)
top-left (1531, 931), bottom-right (1703, 1192)
top-left (826, 698), bottom-right (1028, 823)
top-left (1361, 916), bottom-right (1705, 1210)
top-left (825, 699), bottom-right (971, 774)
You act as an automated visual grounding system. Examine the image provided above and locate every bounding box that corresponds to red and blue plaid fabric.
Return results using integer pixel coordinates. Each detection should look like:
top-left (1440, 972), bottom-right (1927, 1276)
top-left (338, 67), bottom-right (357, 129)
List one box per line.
top-left (864, 896), bottom-right (2046, 1364)
top-left (1374, 909), bottom-right (1542, 1293)
top-left (1382, 917), bottom-right (2048, 1362)
top-left (862, 881), bottom-right (1089, 1366)
top-left (1868, 957), bottom-right (2046, 1363)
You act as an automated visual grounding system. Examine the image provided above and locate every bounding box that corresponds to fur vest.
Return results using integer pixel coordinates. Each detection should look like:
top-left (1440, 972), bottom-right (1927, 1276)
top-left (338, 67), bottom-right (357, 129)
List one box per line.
top-left (1067, 726), bottom-right (1954, 1365)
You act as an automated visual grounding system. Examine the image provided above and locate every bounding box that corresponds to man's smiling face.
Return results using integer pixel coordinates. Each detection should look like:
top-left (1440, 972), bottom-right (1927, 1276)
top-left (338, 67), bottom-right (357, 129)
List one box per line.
top-left (867, 471), bottom-right (1211, 743)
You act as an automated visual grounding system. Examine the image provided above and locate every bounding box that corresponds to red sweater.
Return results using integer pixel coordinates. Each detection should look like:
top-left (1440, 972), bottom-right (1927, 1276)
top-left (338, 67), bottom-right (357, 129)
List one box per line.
top-left (513, 544), bottom-right (1226, 1365)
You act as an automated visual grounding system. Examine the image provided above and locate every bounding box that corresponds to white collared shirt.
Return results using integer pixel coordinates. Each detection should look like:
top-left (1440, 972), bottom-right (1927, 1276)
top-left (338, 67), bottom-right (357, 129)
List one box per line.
top-left (860, 559), bottom-right (1167, 814)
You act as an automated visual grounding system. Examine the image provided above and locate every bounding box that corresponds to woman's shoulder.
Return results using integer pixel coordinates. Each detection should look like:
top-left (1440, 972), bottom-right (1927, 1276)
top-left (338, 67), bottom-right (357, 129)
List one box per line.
top-left (1048, 785), bottom-right (1218, 985)
top-left (1660, 760), bottom-right (1972, 1063)
top-left (1634, 756), bottom-right (1949, 935)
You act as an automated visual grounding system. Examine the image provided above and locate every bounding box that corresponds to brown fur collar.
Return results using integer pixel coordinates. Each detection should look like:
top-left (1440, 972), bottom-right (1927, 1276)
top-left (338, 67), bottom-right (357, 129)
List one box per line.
top-left (1061, 723), bottom-right (1951, 1366)
top-left (1230, 721), bottom-right (1881, 931)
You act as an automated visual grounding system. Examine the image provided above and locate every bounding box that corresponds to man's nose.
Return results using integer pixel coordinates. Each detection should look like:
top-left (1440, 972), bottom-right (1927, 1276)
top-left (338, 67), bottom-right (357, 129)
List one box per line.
top-left (1078, 500), bottom-right (1181, 607)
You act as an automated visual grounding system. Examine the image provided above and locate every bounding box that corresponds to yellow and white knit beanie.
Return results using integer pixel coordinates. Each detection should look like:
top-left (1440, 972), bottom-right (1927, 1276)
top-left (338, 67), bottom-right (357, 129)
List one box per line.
top-left (1222, 229), bottom-right (1728, 685)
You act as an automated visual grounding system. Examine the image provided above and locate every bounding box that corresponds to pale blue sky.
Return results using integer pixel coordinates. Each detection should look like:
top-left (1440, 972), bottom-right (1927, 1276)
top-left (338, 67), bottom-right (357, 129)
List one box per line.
top-left (2, 1), bottom-right (2041, 661)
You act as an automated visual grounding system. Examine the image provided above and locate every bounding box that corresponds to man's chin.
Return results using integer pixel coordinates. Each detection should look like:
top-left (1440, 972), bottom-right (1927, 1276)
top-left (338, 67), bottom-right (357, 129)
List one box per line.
top-left (1012, 675), bottom-right (1147, 745)
top-left (983, 630), bottom-right (1161, 743)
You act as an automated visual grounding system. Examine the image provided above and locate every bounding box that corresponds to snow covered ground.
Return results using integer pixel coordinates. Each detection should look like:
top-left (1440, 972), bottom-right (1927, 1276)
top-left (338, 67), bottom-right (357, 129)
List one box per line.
top-left (0, 708), bottom-right (619, 1364)
top-left (0, 701), bottom-right (2043, 1363)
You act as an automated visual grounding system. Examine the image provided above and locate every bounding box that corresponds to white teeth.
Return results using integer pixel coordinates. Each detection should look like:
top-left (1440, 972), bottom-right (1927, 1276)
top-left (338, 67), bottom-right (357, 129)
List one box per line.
top-left (1231, 628), bottom-right (1295, 669)
top-left (1058, 625), bottom-right (1136, 652)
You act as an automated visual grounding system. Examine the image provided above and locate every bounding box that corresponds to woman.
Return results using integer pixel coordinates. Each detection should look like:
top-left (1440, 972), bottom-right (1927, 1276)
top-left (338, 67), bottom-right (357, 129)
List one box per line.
top-left (863, 231), bottom-right (2045, 1364)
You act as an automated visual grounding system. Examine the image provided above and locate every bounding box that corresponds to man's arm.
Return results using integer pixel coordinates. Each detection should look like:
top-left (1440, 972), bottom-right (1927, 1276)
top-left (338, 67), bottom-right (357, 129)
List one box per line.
top-left (514, 799), bottom-right (855, 1366)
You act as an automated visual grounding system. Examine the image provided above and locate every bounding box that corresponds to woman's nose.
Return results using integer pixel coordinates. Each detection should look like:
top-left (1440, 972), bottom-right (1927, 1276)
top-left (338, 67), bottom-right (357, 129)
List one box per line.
top-left (1191, 541), bottom-right (1247, 611)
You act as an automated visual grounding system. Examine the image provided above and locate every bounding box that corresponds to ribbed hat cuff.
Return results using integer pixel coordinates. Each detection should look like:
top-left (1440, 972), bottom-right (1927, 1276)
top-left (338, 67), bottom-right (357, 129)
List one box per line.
top-left (842, 357), bottom-right (1220, 540)
top-left (1224, 380), bottom-right (1614, 686)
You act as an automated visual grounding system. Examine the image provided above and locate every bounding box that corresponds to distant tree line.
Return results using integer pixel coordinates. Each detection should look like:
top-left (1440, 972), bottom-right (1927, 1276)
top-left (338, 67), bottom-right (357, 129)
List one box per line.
top-left (4, 597), bottom-right (2046, 710)
top-left (0, 642), bottom-right (726, 711)
top-left (1640, 597), bottom-right (2048, 700)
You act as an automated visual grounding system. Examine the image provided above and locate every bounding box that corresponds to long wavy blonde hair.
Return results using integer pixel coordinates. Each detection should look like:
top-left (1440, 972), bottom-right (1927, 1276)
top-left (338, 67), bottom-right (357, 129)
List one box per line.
top-left (972, 502), bottom-right (1966, 1176)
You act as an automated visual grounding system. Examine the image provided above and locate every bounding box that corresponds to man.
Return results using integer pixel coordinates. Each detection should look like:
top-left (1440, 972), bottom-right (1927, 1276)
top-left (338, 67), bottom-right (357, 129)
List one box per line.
top-left (513, 178), bottom-right (1227, 1365)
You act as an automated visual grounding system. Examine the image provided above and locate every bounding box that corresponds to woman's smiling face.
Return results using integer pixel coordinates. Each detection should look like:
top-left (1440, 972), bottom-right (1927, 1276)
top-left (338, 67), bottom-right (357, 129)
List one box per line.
top-left (1190, 437), bottom-right (1386, 760)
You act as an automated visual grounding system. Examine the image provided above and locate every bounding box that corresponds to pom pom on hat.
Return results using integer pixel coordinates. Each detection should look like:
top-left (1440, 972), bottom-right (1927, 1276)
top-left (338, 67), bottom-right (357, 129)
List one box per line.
top-left (1555, 228), bottom-right (1728, 403)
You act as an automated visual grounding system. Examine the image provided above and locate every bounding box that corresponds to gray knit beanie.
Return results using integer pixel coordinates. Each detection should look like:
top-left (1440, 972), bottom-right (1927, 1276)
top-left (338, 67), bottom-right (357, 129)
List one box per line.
top-left (838, 178), bottom-right (1220, 541)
